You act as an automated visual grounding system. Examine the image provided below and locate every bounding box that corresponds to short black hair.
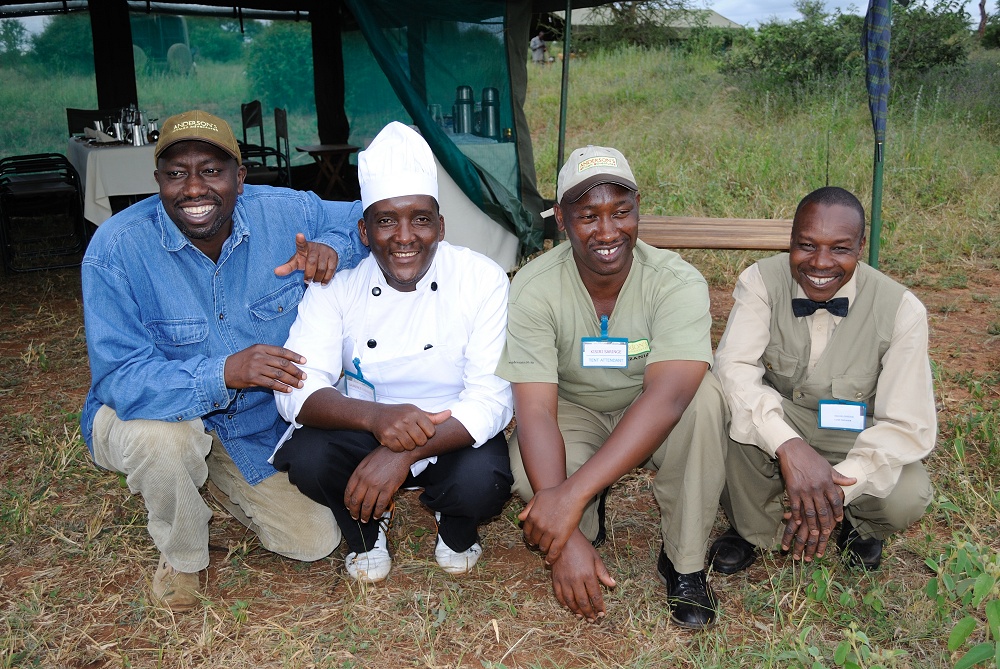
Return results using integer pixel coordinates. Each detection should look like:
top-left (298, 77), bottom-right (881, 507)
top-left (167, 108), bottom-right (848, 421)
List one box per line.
top-left (793, 186), bottom-right (866, 240)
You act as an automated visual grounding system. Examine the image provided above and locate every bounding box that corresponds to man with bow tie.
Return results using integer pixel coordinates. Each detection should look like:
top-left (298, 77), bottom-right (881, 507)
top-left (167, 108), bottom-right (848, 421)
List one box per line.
top-left (709, 186), bottom-right (936, 573)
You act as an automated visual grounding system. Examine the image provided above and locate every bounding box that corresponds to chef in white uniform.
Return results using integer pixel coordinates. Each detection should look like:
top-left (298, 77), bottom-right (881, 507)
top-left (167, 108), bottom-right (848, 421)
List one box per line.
top-left (272, 122), bottom-right (513, 583)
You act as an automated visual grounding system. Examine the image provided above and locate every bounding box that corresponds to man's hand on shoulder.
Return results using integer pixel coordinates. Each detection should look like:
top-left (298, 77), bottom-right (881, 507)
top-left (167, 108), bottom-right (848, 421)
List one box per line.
top-left (224, 345), bottom-right (307, 392)
top-left (274, 232), bottom-right (339, 285)
top-left (776, 437), bottom-right (857, 561)
top-left (549, 531), bottom-right (616, 622)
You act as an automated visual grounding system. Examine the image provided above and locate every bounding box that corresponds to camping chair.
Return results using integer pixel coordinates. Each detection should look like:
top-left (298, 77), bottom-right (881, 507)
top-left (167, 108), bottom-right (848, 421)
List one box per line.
top-left (66, 108), bottom-right (117, 137)
top-left (240, 100), bottom-right (282, 186)
top-left (239, 100), bottom-right (277, 169)
top-left (0, 153), bottom-right (89, 273)
top-left (273, 107), bottom-right (292, 187)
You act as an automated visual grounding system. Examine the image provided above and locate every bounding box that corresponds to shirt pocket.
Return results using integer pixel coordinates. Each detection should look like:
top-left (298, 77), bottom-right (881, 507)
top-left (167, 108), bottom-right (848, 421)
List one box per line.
top-left (831, 373), bottom-right (879, 406)
top-left (249, 281), bottom-right (305, 343)
top-left (762, 346), bottom-right (799, 379)
top-left (146, 318), bottom-right (210, 359)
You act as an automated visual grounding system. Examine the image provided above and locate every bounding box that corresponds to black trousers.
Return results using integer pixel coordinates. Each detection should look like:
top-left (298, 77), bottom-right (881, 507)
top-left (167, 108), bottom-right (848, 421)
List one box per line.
top-left (273, 427), bottom-right (512, 554)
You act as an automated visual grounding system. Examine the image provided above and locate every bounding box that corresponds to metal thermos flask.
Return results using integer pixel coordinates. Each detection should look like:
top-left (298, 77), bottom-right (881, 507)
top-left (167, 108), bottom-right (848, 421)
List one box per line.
top-left (453, 85), bottom-right (474, 134)
top-left (481, 87), bottom-right (500, 140)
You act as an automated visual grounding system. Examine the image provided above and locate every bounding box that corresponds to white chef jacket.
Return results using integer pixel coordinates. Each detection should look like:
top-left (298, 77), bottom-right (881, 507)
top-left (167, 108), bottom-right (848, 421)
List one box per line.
top-left (274, 241), bottom-right (513, 476)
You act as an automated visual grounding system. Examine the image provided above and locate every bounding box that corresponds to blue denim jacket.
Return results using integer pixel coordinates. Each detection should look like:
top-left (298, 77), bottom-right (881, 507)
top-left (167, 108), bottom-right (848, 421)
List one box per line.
top-left (81, 185), bottom-right (367, 485)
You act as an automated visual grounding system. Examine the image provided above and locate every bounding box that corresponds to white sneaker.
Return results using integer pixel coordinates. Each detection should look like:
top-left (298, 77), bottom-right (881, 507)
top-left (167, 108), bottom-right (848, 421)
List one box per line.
top-left (345, 520), bottom-right (392, 583)
top-left (433, 513), bottom-right (482, 574)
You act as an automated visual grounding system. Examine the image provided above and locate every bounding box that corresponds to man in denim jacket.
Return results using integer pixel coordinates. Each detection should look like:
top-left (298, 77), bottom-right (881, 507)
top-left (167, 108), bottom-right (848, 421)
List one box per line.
top-left (81, 110), bottom-right (367, 610)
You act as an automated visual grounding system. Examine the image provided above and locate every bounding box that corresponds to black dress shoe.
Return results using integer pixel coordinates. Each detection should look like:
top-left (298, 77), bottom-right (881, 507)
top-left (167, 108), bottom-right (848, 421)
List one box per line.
top-left (836, 519), bottom-right (883, 570)
top-left (656, 548), bottom-right (718, 629)
top-left (592, 488), bottom-right (609, 548)
top-left (709, 527), bottom-right (758, 575)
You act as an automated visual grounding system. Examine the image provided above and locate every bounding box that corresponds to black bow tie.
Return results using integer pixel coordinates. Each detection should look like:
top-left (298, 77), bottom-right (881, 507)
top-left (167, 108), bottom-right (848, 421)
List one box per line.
top-left (792, 297), bottom-right (849, 318)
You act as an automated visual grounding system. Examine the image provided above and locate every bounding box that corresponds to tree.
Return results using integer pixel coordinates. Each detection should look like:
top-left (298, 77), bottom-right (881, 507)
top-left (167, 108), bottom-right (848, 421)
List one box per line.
top-left (185, 16), bottom-right (251, 64)
top-left (584, 0), bottom-right (693, 48)
top-left (0, 18), bottom-right (28, 66)
top-left (29, 14), bottom-right (94, 75)
top-left (246, 21), bottom-right (314, 113)
top-left (891, 0), bottom-right (971, 71)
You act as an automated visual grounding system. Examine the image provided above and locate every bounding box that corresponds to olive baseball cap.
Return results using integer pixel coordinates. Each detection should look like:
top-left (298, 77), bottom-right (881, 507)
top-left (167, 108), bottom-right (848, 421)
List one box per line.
top-left (154, 110), bottom-right (242, 165)
top-left (540, 145), bottom-right (638, 217)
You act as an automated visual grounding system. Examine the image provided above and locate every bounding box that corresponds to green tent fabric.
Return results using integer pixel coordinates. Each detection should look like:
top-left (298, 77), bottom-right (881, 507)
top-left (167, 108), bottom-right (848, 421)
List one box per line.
top-left (343, 0), bottom-right (543, 254)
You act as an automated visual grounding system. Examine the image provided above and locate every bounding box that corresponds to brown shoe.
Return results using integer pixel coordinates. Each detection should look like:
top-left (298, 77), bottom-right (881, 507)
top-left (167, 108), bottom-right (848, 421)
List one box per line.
top-left (152, 553), bottom-right (203, 611)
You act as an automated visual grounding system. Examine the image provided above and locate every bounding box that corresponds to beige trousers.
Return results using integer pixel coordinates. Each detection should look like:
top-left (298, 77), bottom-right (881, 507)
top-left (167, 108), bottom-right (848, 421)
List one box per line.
top-left (509, 372), bottom-right (729, 574)
top-left (91, 405), bottom-right (341, 573)
top-left (721, 400), bottom-right (933, 547)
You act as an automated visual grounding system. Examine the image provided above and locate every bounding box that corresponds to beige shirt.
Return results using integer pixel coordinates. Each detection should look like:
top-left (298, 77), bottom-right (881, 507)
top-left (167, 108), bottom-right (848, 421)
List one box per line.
top-left (714, 262), bottom-right (936, 504)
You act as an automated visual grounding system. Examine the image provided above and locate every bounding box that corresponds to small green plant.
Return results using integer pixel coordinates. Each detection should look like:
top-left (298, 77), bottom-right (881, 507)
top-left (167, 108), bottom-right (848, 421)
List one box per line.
top-left (926, 536), bottom-right (1000, 668)
top-left (228, 599), bottom-right (250, 623)
top-left (834, 622), bottom-right (909, 668)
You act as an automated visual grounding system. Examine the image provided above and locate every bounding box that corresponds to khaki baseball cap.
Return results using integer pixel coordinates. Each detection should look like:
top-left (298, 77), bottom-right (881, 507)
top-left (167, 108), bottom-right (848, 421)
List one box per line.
top-left (154, 110), bottom-right (242, 165)
top-left (540, 145), bottom-right (638, 217)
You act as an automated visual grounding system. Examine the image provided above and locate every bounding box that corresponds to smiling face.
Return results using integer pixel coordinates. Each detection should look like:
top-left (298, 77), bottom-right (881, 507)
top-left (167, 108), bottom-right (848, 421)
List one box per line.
top-left (359, 194), bottom-right (444, 292)
top-left (555, 182), bottom-right (639, 285)
top-left (154, 141), bottom-right (246, 257)
top-left (789, 201), bottom-right (866, 302)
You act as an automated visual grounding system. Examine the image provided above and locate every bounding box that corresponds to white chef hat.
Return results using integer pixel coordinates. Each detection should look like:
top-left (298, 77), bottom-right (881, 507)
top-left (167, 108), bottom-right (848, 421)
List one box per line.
top-left (358, 121), bottom-right (439, 212)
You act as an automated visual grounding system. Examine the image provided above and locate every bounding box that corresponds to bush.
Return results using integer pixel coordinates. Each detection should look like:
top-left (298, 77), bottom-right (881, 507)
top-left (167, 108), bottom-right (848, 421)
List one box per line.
top-left (984, 13), bottom-right (1000, 48)
top-left (185, 17), bottom-right (250, 64)
top-left (29, 14), bottom-right (94, 75)
top-left (721, 0), bottom-right (864, 84)
top-left (722, 0), bottom-right (972, 85)
top-left (682, 25), bottom-right (754, 55)
top-left (245, 21), bottom-right (314, 113)
top-left (892, 0), bottom-right (972, 71)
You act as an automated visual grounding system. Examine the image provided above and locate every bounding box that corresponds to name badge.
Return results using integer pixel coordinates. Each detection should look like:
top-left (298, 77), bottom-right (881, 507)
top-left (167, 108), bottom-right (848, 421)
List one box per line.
top-left (580, 314), bottom-right (629, 368)
top-left (344, 357), bottom-right (376, 402)
top-left (817, 400), bottom-right (866, 432)
top-left (581, 338), bottom-right (629, 368)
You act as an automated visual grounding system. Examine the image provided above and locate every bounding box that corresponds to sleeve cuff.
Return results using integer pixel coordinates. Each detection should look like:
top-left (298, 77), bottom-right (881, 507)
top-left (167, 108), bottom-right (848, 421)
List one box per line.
top-left (205, 356), bottom-right (236, 414)
top-left (833, 458), bottom-right (869, 505)
top-left (449, 401), bottom-right (508, 448)
top-left (757, 417), bottom-right (801, 458)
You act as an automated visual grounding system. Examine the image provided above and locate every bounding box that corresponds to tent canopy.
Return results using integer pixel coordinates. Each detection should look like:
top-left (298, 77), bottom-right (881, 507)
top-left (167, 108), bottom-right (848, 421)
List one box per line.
top-left (0, 0), bottom-right (610, 259)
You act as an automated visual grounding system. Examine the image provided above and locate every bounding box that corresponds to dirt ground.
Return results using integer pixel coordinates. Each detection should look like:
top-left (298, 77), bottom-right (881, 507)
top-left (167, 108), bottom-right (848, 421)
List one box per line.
top-left (1, 257), bottom-right (998, 667)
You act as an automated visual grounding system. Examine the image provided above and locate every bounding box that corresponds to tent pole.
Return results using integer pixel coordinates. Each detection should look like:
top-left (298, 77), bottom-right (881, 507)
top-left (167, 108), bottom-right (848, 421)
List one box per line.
top-left (557, 0), bottom-right (572, 173)
top-left (869, 142), bottom-right (884, 267)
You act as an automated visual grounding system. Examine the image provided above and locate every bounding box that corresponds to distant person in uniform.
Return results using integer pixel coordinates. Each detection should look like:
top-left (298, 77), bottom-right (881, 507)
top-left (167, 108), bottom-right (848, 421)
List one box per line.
top-left (530, 29), bottom-right (548, 65)
top-left (272, 122), bottom-right (514, 583)
top-left (709, 186), bottom-right (936, 575)
top-left (497, 145), bottom-right (729, 629)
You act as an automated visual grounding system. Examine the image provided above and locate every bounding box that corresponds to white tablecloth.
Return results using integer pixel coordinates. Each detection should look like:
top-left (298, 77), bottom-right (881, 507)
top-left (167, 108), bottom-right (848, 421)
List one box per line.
top-left (66, 139), bottom-right (157, 225)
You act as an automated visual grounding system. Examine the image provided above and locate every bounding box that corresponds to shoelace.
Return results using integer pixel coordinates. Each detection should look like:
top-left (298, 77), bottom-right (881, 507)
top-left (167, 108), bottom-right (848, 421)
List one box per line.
top-left (671, 571), bottom-right (711, 605)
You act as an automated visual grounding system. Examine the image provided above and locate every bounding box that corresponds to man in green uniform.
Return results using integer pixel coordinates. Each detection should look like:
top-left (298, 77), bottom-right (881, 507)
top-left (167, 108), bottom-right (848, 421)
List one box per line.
top-left (496, 145), bottom-right (729, 629)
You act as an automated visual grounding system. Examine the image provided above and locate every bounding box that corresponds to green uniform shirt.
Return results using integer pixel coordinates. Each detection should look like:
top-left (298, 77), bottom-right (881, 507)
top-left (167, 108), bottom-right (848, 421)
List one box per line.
top-left (496, 240), bottom-right (713, 413)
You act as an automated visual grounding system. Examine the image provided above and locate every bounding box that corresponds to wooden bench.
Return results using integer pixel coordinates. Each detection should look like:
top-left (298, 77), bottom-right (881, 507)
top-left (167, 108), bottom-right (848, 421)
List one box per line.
top-left (638, 216), bottom-right (792, 251)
